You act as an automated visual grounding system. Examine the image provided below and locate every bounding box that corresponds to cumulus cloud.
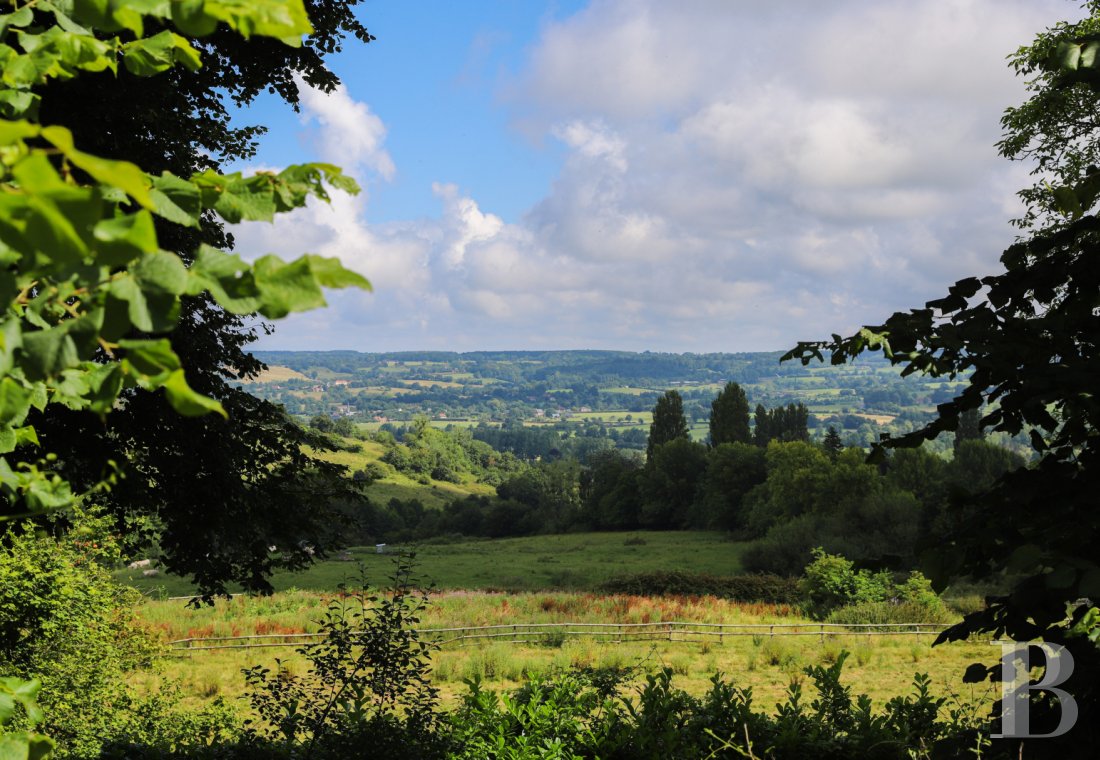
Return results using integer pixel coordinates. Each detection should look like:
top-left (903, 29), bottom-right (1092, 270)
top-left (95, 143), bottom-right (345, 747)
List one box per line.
top-left (298, 80), bottom-right (395, 181)
top-left (240, 0), bottom-right (1076, 352)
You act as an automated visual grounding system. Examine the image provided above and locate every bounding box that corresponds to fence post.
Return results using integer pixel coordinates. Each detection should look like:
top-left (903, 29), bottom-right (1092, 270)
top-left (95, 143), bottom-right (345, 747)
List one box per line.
top-left (820, 624), bottom-right (825, 644)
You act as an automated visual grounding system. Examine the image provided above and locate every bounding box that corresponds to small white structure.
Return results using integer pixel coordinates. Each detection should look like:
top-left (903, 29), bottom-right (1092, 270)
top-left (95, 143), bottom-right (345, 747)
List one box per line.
top-left (375, 543), bottom-right (386, 554)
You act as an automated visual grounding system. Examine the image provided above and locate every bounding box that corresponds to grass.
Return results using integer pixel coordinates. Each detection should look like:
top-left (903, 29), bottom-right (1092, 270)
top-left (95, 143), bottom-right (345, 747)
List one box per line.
top-left (243, 365), bottom-right (309, 383)
top-left (306, 439), bottom-right (495, 509)
top-left (116, 532), bottom-right (748, 597)
top-left (137, 587), bottom-right (994, 713)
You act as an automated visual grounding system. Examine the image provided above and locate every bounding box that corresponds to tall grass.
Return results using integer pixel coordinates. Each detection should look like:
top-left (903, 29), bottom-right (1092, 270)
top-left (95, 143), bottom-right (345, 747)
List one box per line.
top-left (132, 588), bottom-right (991, 716)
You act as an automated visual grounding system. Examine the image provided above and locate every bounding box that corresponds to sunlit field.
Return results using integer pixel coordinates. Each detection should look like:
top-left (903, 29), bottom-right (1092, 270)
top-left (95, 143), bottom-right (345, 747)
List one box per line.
top-left (135, 588), bottom-right (994, 713)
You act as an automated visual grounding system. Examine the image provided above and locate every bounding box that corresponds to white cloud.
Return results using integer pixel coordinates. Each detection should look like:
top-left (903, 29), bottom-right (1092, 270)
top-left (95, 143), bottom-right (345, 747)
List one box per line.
top-left (297, 80), bottom-right (395, 181)
top-left (244, 0), bottom-right (1078, 352)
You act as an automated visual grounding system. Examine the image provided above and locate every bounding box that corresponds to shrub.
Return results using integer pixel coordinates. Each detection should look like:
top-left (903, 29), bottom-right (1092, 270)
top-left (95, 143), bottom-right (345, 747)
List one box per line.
top-left (451, 657), bottom-right (991, 759)
top-left (0, 518), bottom-right (168, 758)
top-left (826, 601), bottom-right (956, 626)
top-left (800, 548), bottom-right (898, 619)
top-left (241, 555), bottom-right (447, 759)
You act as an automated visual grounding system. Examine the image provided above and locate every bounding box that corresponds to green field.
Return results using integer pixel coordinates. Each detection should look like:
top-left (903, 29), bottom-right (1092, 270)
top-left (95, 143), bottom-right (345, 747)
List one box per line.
top-left (136, 578), bottom-right (989, 712)
top-left (117, 532), bottom-right (746, 597)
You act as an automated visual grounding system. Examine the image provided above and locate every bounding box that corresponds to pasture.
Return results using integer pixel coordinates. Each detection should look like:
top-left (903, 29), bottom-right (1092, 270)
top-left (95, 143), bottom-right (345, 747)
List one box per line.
top-left (137, 587), bottom-right (992, 713)
top-left (116, 532), bottom-right (749, 597)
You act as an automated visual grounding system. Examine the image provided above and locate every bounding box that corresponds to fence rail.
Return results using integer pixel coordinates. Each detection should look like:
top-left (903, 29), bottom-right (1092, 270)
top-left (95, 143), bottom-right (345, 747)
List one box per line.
top-left (169, 621), bottom-right (949, 653)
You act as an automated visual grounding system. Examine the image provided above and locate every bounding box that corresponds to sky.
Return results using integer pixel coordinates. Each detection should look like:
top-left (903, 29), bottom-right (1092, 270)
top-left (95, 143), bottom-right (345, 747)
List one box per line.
top-left (230, 0), bottom-right (1078, 354)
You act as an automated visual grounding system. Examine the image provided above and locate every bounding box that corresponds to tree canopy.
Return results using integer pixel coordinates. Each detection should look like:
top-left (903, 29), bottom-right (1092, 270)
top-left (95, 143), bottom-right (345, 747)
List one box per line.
top-left (708, 381), bottom-right (750, 446)
top-left (0, 1), bottom-right (373, 600)
top-left (646, 390), bottom-right (689, 459)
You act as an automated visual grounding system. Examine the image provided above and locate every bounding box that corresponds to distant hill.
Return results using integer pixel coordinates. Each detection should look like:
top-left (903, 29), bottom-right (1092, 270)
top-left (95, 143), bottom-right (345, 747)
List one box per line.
top-left (241, 349), bottom-right (1005, 454)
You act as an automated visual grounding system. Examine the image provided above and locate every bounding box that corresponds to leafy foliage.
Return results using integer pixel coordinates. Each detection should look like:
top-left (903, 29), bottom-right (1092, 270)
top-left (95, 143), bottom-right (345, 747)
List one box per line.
top-left (646, 390), bottom-right (688, 459)
top-left (708, 381), bottom-right (750, 446)
top-left (452, 656), bottom-right (988, 759)
top-left (242, 555), bottom-right (446, 758)
top-left (0, 0), bottom-right (369, 529)
top-left (0, 516), bottom-right (212, 757)
top-left (0, 675), bottom-right (52, 760)
top-left (800, 548), bottom-right (945, 621)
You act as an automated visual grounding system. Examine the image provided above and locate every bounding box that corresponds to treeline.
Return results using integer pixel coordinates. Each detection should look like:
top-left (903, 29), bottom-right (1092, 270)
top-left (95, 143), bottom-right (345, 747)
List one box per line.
top-left (342, 384), bottom-right (1026, 579)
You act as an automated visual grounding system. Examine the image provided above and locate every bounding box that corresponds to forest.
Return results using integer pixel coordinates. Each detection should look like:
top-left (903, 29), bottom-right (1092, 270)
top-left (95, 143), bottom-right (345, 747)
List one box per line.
top-left (0, 1), bottom-right (1097, 759)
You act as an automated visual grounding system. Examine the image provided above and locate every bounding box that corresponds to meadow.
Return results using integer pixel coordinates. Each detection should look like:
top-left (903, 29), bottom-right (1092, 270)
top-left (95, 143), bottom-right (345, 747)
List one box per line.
top-left (116, 532), bottom-right (749, 597)
top-left (136, 586), bottom-right (992, 714)
top-left (123, 531), bottom-right (993, 719)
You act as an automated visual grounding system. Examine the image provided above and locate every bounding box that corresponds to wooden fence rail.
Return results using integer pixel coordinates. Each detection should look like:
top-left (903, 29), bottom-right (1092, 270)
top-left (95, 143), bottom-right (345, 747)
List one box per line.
top-left (169, 621), bottom-right (949, 653)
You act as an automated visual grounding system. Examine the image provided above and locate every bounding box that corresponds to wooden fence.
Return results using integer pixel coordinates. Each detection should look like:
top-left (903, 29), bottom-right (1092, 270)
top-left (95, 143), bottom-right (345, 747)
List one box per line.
top-left (169, 621), bottom-right (948, 653)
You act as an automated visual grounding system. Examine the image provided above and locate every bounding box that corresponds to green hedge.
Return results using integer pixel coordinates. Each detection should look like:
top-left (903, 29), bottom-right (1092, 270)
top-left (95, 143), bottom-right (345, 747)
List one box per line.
top-left (597, 571), bottom-right (803, 604)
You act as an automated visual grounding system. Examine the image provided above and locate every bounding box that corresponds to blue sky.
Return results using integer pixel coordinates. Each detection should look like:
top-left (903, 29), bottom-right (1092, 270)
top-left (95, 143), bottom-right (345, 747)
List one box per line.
top-left (237, 2), bottom-right (581, 222)
top-left (232, 0), bottom-right (1076, 354)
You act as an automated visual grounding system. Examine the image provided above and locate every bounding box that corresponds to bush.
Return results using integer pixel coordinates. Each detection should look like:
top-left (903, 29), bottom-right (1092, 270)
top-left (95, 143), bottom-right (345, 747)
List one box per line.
top-left (597, 571), bottom-right (803, 604)
top-left (241, 555), bottom-right (447, 759)
top-left (800, 547), bottom-right (893, 619)
top-left (451, 656), bottom-right (990, 759)
top-left (801, 549), bottom-right (948, 621)
top-left (826, 601), bottom-right (956, 626)
top-left (0, 518), bottom-right (170, 758)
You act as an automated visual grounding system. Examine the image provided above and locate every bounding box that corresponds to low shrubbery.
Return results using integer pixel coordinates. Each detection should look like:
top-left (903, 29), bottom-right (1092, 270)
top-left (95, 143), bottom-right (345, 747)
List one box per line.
top-left (800, 548), bottom-right (948, 621)
top-left (598, 570), bottom-right (802, 604)
top-left (0, 515), bottom-right (241, 759)
top-left (449, 656), bottom-right (988, 760)
top-left (826, 601), bottom-right (955, 626)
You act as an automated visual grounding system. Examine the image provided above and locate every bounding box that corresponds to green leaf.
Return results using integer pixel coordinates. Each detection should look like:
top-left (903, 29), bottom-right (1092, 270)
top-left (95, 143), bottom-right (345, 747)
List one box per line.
top-left (0, 377), bottom-right (32, 425)
top-left (201, 0), bottom-right (312, 44)
top-left (1055, 41), bottom-right (1082, 71)
top-left (0, 89), bottom-right (40, 119)
top-left (83, 363), bottom-right (123, 416)
top-left (213, 175), bottom-right (277, 223)
top-left (0, 6), bottom-right (34, 38)
top-left (105, 276), bottom-right (153, 332)
top-left (0, 692), bottom-right (13, 725)
top-left (118, 337), bottom-right (180, 379)
top-left (169, 0), bottom-right (219, 37)
top-left (25, 474), bottom-right (76, 512)
top-left (26, 734), bottom-right (54, 760)
top-left (0, 425), bottom-right (15, 455)
top-left (186, 245), bottom-right (261, 313)
top-left (161, 368), bottom-right (226, 417)
top-left (14, 426), bottom-right (39, 449)
top-left (93, 210), bottom-right (158, 265)
top-left (24, 198), bottom-right (89, 267)
top-left (20, 328), bottom-right (79, 380)
top-left (303, 255), bottom-right (371, 291)
top-left (150, 172), bottom-right (201, 228)
top-left (122, 30), bottom-right (201, 75)
top-left (0, 119), bottom-right (38, 145)
top-left (2, 52), bottom-right (44, 88)
top-left (133, 251), bottom-right (188, 295)
top-left (12, 152), bottom-right (67, 193)
top-left (252, 255), bottom-right (326, 318)
top-left (41, 126), bottom-right (153, 209)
